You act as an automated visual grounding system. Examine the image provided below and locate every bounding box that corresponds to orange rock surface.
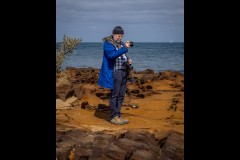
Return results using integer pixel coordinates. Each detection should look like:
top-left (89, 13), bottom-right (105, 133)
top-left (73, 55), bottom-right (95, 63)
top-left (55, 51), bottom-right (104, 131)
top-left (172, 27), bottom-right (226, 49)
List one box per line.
top-left (56, 69), bottom-right (184, 134)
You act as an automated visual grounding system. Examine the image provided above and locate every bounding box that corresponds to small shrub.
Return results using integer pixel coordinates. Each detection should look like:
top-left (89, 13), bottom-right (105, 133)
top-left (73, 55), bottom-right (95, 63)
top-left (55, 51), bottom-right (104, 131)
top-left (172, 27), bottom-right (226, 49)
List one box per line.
top-left (56, 34), bottom-right (82, 73)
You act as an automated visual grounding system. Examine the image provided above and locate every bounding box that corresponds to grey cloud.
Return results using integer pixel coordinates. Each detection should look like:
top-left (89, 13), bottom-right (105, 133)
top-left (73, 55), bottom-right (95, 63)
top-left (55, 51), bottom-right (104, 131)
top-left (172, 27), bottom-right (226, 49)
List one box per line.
top-left (57, 0), bottom-right (183, 11)
top-left (56, 0), bottom-right (184, 42)
top-left (57, 0), bottom-right (183, 24)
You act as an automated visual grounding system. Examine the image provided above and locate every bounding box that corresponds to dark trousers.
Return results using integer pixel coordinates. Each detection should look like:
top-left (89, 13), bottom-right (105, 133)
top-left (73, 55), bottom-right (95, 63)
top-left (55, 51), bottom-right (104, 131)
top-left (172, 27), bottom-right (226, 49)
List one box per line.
top-left (109, 69), bottom-right (128, 119)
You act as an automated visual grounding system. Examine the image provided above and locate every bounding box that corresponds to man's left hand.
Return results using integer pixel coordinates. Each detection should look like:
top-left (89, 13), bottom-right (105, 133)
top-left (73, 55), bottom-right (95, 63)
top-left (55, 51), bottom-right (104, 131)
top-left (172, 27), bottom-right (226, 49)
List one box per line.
top-left (128, 59), bottom-right (132, 65)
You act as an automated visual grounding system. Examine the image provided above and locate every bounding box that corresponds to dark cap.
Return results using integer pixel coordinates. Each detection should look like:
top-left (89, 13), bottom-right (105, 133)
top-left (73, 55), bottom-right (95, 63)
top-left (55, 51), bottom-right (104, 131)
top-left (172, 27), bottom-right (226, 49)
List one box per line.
top-left (112, 26), bottom-right (124, 35)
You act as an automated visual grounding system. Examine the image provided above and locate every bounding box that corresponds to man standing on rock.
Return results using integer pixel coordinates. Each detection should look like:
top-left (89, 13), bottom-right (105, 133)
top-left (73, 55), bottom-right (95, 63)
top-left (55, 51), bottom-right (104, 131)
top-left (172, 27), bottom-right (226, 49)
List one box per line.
top-left (98, 26), bottom-right (132, 125)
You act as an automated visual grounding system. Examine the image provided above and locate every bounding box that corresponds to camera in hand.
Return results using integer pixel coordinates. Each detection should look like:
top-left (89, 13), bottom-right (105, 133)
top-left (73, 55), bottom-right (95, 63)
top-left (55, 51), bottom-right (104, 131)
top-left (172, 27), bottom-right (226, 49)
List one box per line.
top-left (123, 61), bottom-right (133, 71)
top-left (129, 41), bottom-right (134, 47)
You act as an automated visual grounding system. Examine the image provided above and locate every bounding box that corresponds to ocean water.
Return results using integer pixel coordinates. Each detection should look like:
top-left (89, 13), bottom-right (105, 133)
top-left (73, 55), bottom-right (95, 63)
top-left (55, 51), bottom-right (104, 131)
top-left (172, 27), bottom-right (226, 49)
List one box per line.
top-left (57, 42), bottom-right (184, 74)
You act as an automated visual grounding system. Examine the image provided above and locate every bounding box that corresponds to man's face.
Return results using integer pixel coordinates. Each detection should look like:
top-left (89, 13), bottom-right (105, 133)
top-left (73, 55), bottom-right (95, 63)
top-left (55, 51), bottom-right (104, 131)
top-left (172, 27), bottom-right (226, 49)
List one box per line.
top-left (113, 34), bottom-right (123, 42)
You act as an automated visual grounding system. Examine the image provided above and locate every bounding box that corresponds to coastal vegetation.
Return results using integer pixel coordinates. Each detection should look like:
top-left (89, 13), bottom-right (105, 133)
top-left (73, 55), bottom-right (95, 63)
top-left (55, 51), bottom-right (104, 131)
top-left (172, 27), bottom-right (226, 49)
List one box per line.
top-left (56, 34), bottom-right (82, 73)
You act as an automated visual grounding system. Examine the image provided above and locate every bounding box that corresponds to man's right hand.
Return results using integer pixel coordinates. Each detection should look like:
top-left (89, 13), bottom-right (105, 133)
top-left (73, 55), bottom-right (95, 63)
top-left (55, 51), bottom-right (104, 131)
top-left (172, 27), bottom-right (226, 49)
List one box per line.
top-left (125, 41), bottom-right (130, 48)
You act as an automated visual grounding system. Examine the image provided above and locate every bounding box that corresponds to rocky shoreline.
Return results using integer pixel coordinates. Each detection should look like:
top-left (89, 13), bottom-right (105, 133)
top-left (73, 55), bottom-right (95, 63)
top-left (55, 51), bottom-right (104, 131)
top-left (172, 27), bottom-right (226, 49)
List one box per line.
top-left (56, 67), bottom-right (184, 160)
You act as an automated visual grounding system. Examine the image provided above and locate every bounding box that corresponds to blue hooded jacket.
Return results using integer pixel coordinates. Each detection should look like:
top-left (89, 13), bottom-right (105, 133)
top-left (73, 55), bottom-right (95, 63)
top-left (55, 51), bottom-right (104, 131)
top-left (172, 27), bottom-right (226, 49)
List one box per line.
top-left (98, 40), bottom-right (128, 89)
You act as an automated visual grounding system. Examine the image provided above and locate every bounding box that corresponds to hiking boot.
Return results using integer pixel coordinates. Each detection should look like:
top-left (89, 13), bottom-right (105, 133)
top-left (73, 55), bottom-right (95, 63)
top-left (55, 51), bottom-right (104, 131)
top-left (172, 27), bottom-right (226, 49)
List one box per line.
top-left (110, 116), bottom-right (124, 125)
top-left (119, 116), bottom-right (129, 124)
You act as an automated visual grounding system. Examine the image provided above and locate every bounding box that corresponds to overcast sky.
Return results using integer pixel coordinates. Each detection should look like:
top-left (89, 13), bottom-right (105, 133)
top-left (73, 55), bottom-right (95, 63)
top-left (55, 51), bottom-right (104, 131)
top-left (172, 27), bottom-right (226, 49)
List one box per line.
top-left (56, 0), bottom-right (184, 42)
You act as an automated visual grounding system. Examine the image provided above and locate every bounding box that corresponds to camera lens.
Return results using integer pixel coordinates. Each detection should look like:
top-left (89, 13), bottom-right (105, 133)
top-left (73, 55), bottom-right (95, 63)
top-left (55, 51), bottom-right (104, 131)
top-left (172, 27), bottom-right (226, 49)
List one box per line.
top-left (129, 41), bottom-right (134, 47)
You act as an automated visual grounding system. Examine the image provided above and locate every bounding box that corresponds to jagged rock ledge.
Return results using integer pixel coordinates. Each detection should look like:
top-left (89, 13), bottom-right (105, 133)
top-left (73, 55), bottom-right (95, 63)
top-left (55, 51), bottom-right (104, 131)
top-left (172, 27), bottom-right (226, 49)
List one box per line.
top-left (56, 67), bottom-right (184, 102)
top-left (56, 127), bottom-right (184, 160)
